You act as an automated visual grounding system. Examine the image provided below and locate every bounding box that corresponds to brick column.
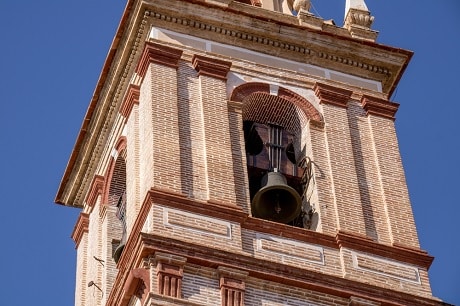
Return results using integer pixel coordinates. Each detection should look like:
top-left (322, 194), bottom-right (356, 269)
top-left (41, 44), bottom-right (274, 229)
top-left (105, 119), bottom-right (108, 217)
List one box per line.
top-left (361, 95), bottom-right (420, 248)
top-left (314, 83), bottom-right (366, 236)
top-left (71, 213), bottom-right (89, 306)
top-left (154, 252), bottom-right (187, 298)
top-left (192, 55), bottom-right (236, 204)
top-left (136, 42), bottom-right (183, 197)
top-left (120, 84), bottom-right (140, 239)
top-left (218, 266), bottom-right (248, 306)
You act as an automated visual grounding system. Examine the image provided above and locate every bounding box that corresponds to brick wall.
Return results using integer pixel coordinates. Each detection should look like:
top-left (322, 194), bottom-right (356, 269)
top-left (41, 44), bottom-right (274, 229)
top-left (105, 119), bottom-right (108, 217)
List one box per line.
top-left (75, 42), bottom-right (433, 304)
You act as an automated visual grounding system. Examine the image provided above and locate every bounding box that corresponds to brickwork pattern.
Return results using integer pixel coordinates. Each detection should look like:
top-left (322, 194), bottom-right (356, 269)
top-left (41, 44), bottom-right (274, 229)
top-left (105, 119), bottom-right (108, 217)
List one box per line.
top-left (176, 62), bottom-right (208, 201)
top-left (346, 101), bottom-right (391, 244)
top-left (72, 43), bottom-right (434, 305)
top-left (368, 114), bottom-right (420, 248)
top-left (75, 232), bottom-right (88, 306)
top-left (321, 102), bottom-right (367, 236)
top-left (199, 73), bottom-right (238, 204)
top-left (126, 103), bottom-right (140, 238)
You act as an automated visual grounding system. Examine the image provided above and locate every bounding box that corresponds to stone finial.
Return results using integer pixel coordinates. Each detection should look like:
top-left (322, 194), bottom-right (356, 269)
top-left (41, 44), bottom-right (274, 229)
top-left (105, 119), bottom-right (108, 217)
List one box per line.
top-left (293, 0), bottom-right (324, 30)
top-left (293, 0), bottom-right (311, 13)
top-left (344, 0), bottom-right (378, 41)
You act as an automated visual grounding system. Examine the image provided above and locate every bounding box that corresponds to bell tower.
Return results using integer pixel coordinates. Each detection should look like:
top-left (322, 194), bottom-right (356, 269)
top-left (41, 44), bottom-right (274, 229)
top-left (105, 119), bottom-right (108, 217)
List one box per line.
top-left (56, 0), bottom-right (449, 305)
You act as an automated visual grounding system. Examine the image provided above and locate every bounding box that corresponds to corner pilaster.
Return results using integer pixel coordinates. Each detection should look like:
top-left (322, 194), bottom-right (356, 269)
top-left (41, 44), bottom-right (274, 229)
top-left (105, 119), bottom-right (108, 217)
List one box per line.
top-left (314, 82), bottom-right (367, 236)
top-left (192, 55), bottom-right (238, 205)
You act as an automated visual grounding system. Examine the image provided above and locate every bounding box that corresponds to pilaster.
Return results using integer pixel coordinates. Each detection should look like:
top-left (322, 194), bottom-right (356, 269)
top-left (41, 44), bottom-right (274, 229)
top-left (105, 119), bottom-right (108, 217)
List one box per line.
top-left (362, 95), bottom-right (420, 248)
top-left (192, 55), bottom-right (237, 204)
top-left (314, 83), bottom-right (367, 236)
top-left (137, 42), bottom-right (183, 196)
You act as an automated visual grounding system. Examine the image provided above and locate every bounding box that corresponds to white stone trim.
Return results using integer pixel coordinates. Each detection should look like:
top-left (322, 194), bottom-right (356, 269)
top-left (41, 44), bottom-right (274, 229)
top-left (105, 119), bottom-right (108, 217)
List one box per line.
top-left (256, 233), bottom-right (325, 265)
top-left (163, 207), bottom-right (232, 239)
top-left (149, 27), bottom-right (382, 92)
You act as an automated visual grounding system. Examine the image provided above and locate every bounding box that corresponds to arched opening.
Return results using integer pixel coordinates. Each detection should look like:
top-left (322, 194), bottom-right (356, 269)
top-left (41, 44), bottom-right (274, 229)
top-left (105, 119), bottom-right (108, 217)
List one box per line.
top-left (231, 83), bottom-right (321, 229)
top-left (105, 145), bottom-right (128, 263)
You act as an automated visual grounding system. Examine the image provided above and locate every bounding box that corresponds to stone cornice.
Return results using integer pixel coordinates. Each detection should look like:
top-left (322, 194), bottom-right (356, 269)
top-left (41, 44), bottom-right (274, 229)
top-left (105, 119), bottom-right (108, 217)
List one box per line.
top-left (314, 82), bottom-right (353, 108)
top-left (54, 0), bottom-right (146, 207)
top-left (85, 175), bottom-right (105, 210)
top-left (136, 41), bottom-right (183, 79)
top-left (144, 1), bottom-right (412, 94)
top-left (336, 231), bottom-right (434, 269)
top-left (119, 84), bottom-right (140, 118)
top-left (192, 54), bottom-right (232, 80)
top-left (71, 213), bottom-right (89, 249)
top-left (361, 95), bottom-right (399, 120)
top-left (106, 187), bottom-right (441, 305)
top-left (122, 232), bottom-right (444, 306)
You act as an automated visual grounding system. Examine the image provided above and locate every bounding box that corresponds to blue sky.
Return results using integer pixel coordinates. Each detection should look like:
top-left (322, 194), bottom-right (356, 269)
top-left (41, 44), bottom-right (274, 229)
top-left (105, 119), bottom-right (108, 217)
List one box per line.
top-left (0, 1), bottom-right (458, 305)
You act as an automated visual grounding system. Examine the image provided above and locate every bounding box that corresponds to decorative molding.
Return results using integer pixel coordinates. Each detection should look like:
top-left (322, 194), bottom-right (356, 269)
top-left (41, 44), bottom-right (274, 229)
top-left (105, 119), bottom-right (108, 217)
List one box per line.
top-left (230, 82), bottom-right (323, 124)
top-left (218, 266), bottom-right (248, 306)
top-left (154, 252), bottom-right (187, 298)
top-left (256, 233), bottom-right (325, 265)
top-left (242, 216), bottom-right (338, 249)
top-left (344, 8), bottom-right (378, 42)
top-left (351, 251), bottom-right (421, 284)
top-left (123, 268), bottom-right (150, 304)
top-left (192, 54), bottom-right (232, 80)
top-left (336, 231), bottom-right (434, 269)
top-left (361, 95), bottom-right (399, 120)
top-left (106, 187), bottom-right (441, 305)
top-left (136, 41), bottom-right (183, 78)
top-left (150, 188), bottom-right (247, 224)
top-left (132, 233), bottom-right (443, 306)
top-left (145, 10), bottom-right (391, 76)
top-left (314, 82), bottom-right (353, 108)
top-left (163, 208), bottom-right (232, 239)
top-left (119, 84), bottom-right (140, 118)
top-left (85, 175), bottom-right (105, 209)
top-left (71, 213), bottom-right (89, 249)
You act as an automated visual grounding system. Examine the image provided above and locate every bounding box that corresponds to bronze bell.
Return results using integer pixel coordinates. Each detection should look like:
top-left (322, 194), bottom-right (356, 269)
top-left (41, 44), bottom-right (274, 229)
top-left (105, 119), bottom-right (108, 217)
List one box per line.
top-left (113, 242), bottom-right (125, 264)
top-left (251, 171), bottom-right (302, 224)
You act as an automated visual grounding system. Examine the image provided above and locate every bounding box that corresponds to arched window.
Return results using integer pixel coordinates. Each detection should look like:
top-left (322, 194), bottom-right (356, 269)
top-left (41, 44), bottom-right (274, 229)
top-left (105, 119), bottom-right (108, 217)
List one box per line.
top-left (106, 145), bottom-right (127, 263)
top-left (231, 82), bottom-right (322, 229)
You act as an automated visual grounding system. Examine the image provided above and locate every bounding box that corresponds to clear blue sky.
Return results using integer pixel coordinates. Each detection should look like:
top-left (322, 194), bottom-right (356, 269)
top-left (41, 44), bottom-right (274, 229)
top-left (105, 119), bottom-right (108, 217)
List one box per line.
top-left (0, 1), bottom-right (458, 305)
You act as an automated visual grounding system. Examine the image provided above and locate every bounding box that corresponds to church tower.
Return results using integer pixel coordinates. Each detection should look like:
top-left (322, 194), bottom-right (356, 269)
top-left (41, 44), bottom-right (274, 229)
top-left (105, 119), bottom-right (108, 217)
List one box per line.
top-left (55, 0), bottom-right (448, 305)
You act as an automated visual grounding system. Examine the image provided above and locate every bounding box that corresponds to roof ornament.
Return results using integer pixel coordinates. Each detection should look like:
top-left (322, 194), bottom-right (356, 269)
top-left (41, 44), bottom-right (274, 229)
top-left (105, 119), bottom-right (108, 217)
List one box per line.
top-left (344, 0), bottom-right (378, 41)
top-left (292, 0), bottom-right (324, 30)
top-left (293, 0), bottom-right (311, 13)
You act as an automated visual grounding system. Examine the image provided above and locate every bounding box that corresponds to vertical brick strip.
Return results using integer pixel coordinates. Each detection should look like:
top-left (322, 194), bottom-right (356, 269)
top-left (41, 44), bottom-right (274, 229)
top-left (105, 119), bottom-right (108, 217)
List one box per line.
top-left (192, 55), bottom-right (236, 204)
top-left (314, 83), bottom-right (367, 236)
top-left (137, 42), bottom-right (183, 196)
top-left (126, 102), bottom-right (140, 242)
top-left (361, 95), bottom-right (420, 248)
top-left (72, 213), bottom-right (89, 306)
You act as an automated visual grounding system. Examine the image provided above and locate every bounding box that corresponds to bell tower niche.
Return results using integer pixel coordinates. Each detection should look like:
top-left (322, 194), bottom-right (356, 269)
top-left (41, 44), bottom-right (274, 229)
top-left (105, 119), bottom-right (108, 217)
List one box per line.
top-left (56, 0), bottom-right (448, 305)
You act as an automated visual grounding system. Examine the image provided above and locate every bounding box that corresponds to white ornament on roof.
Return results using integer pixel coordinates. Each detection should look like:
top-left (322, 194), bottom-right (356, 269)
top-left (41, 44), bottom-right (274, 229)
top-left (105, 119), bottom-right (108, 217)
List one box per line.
top-left (344, 0), bottom-right (378, 41)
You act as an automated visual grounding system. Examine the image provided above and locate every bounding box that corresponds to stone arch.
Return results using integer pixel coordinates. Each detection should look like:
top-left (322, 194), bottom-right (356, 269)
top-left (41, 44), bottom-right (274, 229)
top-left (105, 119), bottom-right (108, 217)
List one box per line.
top-left (230, 82), bottom-right (323, 126)
top-left (103, 137), bottom-right (127, 206)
